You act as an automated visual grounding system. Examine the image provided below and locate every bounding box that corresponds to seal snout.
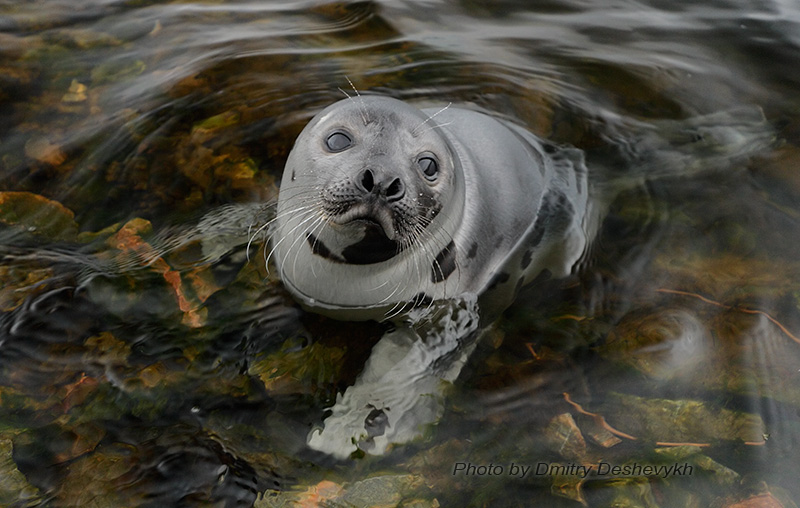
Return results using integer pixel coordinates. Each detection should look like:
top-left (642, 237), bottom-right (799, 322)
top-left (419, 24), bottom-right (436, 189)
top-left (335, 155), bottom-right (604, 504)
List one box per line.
top-left (358, 168), bottom-right (405, 202)
top-left (333, 202), bottom-right (397, 241)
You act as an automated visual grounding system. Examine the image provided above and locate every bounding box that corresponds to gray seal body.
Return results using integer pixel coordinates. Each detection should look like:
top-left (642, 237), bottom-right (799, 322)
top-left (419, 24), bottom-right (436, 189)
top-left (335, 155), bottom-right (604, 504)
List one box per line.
top-left (272, 96), bottom-right (590, 321)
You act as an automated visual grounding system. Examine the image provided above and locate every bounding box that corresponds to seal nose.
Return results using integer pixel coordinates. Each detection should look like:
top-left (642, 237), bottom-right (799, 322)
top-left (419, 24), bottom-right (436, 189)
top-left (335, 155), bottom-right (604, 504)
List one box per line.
top-left (359, 169), bottom-right (405, 202)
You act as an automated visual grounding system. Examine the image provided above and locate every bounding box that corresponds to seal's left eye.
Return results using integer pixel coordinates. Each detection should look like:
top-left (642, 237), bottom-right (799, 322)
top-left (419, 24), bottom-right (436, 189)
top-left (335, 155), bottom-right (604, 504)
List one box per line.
top-left (418, 157), bottom-right (438, 181)
top-left (326, 131), bottom-right (352, 152)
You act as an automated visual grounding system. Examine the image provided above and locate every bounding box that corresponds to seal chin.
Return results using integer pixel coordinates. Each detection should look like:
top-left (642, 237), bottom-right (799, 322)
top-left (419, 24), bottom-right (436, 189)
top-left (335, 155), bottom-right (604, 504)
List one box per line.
top-left (332, 202), bottom-right (397, 241)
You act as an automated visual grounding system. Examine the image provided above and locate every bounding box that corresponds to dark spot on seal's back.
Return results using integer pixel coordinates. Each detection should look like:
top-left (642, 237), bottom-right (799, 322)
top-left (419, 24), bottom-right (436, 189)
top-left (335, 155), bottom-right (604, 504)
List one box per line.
top-left (467, 242), bottom-right (478, 259)
top-left (521, 224), bottom-right (546, 270)
top-left (486, 272), bottom-right (510, 292)
top-left (291, 169), bottom-right (296, 181)
top-left (431, 240), bottom-right (457, 283)
top-left (525, 190), bottom-right (573, 258)
top-left (530, 225), bottom-right (547, 248)
top-left (521, 249), bottom-right (533, 269)
top-left (306, 233), bottom-right (344, 263)
top-left (553, 194), bottom-right (574, 230)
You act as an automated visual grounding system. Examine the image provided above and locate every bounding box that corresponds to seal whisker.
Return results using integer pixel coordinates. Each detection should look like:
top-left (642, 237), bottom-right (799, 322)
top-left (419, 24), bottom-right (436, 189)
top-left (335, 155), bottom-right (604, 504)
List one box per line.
top-left (415, 121), bottom-right (453, 137)
top-left (383, 301), bottom-right (407, 320)
top-left (264, 207), bottom-right (322, 274)
top-left (262, 191), bottom-right (326, 241)
top-left (378, 229), bottom-right (422, 307)
top-left (338, 76), bottom-right (370, 126)
top-left (255, 194), bottom-right (321, 234)
top-left (382, 264), bottom-right (417, 317)
top-left (259, 209), bottom-right (316, 264)
top-left (366, 278), bottom-right (393, 292)
top-left (307, 216), bottom-right (333, 279)
top-left (265, 201), bottom-right (322, 230)
top-left (411, 223), bottom-right (442, 315)
top-left (378, 284), bottom-right (404, 307)
top-left (260, 202), bottom-right (320, 246)
top-left (246, 220), bottom-right (272, 262)
top-left (299, 212), bottom-right (329, 272)
top-left (374, 253), bottom-right (410, 302)
top-left (412, 102), bottom-right (451, 137)
top-left (266, 206), bottom-right (320, 253)
top-left (292, 214), bottom-right (326, 278)
top-left (383, 300), bottom-right (405, 320)
top-left (278, 213), bottom-right (324, 280)
top-left (400, 215), bottom-right (451, 317)
top-left (375, 227), bottom-right (425, 317)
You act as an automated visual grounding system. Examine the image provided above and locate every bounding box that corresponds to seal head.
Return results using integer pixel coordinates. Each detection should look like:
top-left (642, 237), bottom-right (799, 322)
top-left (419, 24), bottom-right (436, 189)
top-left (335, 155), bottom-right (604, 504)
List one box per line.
top-left (273, 96), bottom-right (465, 318)
top-left (274, 95), bottom-right (589, 321)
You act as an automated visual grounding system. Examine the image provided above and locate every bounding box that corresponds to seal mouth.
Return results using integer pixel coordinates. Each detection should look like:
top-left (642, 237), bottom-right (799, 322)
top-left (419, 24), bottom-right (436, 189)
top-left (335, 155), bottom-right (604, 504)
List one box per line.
top-left (332, 203), bottom-right (397, 240)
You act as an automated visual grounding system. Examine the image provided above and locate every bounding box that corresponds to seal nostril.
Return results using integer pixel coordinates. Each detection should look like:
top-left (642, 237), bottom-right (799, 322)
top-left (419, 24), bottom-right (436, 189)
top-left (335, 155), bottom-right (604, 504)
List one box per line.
top-left (361, 169), bottom-right (374, 192)
top-left (386, 178), bottom-right (404, 201)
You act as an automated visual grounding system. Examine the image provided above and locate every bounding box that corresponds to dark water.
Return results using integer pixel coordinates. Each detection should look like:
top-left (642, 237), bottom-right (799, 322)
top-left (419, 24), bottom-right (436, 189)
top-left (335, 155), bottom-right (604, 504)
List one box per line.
top-left (2, 0), bottom-right (800, 506)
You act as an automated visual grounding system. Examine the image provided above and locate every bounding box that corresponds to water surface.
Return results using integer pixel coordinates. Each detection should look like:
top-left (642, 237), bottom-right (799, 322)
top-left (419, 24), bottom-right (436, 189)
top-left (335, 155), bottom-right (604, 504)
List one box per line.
top-left (2, 0), bottom-right (800, 506)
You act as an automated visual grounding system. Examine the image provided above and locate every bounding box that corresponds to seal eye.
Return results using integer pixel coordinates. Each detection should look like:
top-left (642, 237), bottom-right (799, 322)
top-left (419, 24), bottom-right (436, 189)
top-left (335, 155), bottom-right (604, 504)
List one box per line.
top-left (325, 131), bottom-right (352, 152)
top-left (418, 157), bottom-right (438, 181)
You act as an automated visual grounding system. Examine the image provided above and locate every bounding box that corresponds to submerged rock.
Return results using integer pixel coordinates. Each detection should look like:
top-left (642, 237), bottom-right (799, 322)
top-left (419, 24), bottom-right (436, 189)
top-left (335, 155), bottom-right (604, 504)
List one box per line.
top-left (0, 191), bottom-right (78, 240)
top-left (543, 412), bottom-right (588, 462)
top-left (255, 474), bottom-right (434, 508)
top-left (602, 392), bottom-right (765, 445)
top-left (0, 435), bottom-right (42, 507)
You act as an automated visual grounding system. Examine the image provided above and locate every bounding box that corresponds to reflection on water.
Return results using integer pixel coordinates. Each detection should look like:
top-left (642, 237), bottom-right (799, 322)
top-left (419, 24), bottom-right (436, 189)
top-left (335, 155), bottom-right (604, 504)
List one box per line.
top-left (2, 0), bottom-right (800, 506)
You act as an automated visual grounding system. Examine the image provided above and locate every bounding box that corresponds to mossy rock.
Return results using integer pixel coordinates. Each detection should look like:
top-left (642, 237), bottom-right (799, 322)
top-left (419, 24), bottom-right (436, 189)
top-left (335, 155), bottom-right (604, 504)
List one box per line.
top-left (0, 191), bottom-right (78, 240)
top-left (602, 392), bottom-right (765, 444)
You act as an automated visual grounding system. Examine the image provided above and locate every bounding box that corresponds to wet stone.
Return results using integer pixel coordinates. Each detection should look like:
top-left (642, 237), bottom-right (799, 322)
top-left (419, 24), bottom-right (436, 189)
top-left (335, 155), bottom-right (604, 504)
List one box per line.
top-left (0, 191), bottom-right (78, 240)
top-left (0, 33), bottom-right (42, 58)
top-left (600, 307), bottom-right (713, 381)
top-left (543, 412), bottom-right (587, 461)
top-left (594, 478), bottom-right (661, 508)
top-left (249, 337), bottom-right (346, 397)
top-left (90, 58), bottom-right (146, 85)
top-left (0, 435), bottom-right (42, 507)
top-left (336, 474), bottom-right (428, 507)
top-left (722, 492), bottom-right (794, 508)
top-left (583, 420), bottom-right (623, 449)
top-left (43, 28), bottom-right (122, 49)
top-left (0, 265), bottom-right (55, 311)
top-left (602, 392), bottom-right (765, 445)
top-left (654, 445), bottom-right (740, 487)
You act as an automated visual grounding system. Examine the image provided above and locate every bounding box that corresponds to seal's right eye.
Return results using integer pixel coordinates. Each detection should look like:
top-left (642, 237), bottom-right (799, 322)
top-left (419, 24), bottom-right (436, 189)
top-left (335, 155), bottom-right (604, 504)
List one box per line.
top-left (418, 156), bottom-right (439, 181)
top-left (325, 131), bottom-right (352, 152)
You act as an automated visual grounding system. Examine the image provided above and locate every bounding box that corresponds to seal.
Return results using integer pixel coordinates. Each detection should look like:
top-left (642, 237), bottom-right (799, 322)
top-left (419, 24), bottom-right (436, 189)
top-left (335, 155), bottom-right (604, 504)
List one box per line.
top-left (269, 94), bottom-right (592, 458)
top-left (272, 95), bottom-right (590, 322)
top-left (220, 95), bottom-right (766, 458)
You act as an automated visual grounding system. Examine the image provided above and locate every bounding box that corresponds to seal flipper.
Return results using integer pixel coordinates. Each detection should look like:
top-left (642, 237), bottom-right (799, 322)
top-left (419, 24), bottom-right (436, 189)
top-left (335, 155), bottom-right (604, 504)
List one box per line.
top-left (307, 296), bottom-right (480, 458)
